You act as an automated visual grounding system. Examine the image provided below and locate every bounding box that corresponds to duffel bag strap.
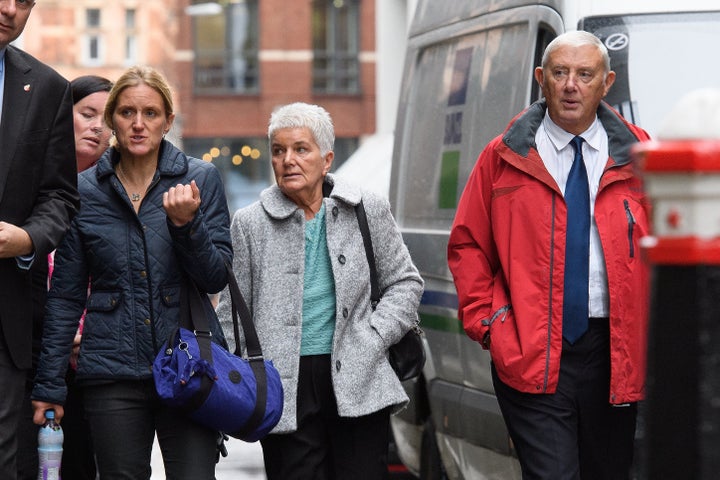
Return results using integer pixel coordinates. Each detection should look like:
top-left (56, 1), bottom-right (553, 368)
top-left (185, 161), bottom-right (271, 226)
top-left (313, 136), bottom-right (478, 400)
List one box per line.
top-left (180, 279), bottom-right (215, 364)
top-left (175, 280), bottom-right (217, 414)
top-left (225, 263), bottom-right (268, 438)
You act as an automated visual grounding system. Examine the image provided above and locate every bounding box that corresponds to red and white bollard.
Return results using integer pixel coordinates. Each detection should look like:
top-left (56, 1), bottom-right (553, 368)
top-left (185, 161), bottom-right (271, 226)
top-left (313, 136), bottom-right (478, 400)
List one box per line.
top-left (637, 89), bottom-right (720, 479)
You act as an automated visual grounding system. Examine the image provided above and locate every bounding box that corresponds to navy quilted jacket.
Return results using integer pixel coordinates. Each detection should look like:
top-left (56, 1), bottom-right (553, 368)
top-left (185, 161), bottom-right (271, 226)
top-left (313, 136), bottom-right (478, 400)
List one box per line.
top-left (32, 140), bottom-right (232, 405)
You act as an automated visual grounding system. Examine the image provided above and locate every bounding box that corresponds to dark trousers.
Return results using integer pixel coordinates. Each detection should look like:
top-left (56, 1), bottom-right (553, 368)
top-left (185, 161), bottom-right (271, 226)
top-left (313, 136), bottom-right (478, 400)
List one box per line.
top-left (492, 319), bottom-right (637, 480)
top-left (61, 369), bottom-right (97, 480)
top-left (17, 375), bottom-right (39, 480)
top-left (0, 336), bottom-right (27, 480)
top-left (82, 379), bottom-right (218, 480)
top-left (261, 354), bottom-right (391, 480)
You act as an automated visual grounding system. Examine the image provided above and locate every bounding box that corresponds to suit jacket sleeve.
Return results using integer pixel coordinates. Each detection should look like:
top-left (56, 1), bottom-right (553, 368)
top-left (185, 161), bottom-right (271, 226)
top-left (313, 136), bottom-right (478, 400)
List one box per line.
top-left (21, 80), bottom-right (79, 257)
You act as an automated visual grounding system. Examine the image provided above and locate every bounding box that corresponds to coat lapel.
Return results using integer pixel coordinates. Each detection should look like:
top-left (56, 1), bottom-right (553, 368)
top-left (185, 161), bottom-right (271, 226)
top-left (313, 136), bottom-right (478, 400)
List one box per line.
top-left (0, 47), bottom-right (33, 203)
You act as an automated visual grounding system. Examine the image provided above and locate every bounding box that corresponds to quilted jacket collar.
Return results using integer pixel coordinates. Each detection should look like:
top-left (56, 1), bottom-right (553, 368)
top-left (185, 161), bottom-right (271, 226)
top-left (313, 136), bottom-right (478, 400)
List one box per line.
top-left (259, 173), bottom-right (362, 220)
top-left (95, 139), bottom-right (189, 180)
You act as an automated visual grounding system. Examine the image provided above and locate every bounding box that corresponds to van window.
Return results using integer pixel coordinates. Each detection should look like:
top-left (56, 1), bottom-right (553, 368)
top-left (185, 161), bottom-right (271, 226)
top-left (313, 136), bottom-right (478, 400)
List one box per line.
top-left (394, 23), bottom-right (536, 229)
top-left (530, 26), bottom-right (556, 103)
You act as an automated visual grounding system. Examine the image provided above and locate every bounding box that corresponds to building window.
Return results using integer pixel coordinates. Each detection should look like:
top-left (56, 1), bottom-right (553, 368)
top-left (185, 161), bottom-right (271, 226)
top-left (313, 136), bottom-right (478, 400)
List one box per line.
top-left (83, 8), bottom-right (103, 65)
top-left (125, 9), bottom-right (137, 64)
top-left (312, 0), bottom-right (360, 94)
top-left (192, 0), bottom-right (259, 94)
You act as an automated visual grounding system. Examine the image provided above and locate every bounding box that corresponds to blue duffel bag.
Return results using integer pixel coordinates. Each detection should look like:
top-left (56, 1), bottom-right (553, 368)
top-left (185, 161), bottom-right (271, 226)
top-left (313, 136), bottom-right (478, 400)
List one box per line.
top-left (153, 265), bottom-right (283, 442)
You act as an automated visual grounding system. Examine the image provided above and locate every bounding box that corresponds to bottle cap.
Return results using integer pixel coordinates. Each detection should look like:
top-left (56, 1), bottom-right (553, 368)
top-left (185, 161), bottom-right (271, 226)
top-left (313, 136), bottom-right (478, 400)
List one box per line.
top-left (45, 410), bottom-right (54, 420)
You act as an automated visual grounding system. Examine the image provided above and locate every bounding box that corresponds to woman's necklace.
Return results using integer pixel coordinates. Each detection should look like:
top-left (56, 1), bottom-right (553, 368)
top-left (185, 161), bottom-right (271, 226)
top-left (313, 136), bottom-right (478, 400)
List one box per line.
top-left (116, 164), bottom-right (150, 203)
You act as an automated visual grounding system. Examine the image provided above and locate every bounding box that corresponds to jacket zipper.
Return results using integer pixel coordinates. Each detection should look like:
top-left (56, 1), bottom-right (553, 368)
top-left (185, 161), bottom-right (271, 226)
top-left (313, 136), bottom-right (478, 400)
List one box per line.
top-left (481, 304), bottom-right (511, 328)
top-left (623, 199), bottom-right (636, 258)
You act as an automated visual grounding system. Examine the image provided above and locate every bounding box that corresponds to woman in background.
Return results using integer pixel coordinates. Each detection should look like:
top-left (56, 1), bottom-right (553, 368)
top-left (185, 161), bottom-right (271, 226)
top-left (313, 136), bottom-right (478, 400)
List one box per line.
top-left (61, 74), bottom-right (114, 480)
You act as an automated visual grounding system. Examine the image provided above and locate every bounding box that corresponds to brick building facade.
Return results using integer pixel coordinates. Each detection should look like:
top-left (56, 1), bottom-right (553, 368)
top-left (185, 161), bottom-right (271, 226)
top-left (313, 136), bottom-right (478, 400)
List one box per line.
top-left (21, 0), bottom-right (377, 210)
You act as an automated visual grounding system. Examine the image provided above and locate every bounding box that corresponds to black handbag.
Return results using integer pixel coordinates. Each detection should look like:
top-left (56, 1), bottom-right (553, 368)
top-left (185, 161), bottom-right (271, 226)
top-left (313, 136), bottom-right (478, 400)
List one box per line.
top-left (355, 200), bottom-right (425, 382)
top-left (152, 264), bottom-right (284, 441)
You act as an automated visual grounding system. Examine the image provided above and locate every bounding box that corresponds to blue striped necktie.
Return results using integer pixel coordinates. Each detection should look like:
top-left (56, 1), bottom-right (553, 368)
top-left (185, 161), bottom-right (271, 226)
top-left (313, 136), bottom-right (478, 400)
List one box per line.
top-left (562, 136), bottom-right (590, 344)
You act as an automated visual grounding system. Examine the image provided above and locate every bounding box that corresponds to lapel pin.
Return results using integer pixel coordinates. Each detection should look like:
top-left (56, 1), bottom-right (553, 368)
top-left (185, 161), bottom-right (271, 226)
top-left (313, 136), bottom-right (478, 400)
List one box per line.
top-left (24, 84), bottom-right (31, 92)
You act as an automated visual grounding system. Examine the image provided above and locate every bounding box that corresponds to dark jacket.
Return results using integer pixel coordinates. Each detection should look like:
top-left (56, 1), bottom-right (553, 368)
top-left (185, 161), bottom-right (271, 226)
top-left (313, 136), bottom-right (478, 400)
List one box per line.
top-left (0, 45), bottom-right (79, 370)
top-left (32, 140), bottom-right (232, 404)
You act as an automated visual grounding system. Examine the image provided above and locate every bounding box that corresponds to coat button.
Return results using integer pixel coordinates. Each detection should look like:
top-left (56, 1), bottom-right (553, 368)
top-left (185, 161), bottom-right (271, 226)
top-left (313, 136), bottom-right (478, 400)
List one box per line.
top-left (144, 318), bottom-right (151, 325)
top-left (338, 255), bottom-right (346, 264)
top-left (140, 270), bottom-right (147, 278)
top-left (342, 308), bottom-right (348, 318)
top-left (335, 360), bottom-right (341, 371)
top-left (332, 206), bottom-right (339, 217)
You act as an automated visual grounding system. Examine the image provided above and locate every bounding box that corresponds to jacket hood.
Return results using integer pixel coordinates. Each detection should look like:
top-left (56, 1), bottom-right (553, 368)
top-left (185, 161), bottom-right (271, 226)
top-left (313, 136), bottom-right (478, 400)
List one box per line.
top-left (502, 100), bottom-right (645, 166)
top-left (259, 173), bottom-right (363, 220)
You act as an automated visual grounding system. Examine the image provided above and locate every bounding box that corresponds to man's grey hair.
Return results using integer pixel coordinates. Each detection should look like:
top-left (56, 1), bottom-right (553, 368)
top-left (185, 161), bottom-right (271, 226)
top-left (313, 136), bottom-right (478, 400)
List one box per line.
top-left (542, 30), bottom-right (611, 75)
top-left (268, 102), bottom-right (335, 156)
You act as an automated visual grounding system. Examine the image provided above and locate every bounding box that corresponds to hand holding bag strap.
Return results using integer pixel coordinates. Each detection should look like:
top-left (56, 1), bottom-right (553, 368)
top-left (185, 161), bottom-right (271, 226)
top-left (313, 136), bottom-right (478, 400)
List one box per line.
top-left (224, 263), bottom-right (269, 438)
top-left (355, 200), bottom-right (380, 310)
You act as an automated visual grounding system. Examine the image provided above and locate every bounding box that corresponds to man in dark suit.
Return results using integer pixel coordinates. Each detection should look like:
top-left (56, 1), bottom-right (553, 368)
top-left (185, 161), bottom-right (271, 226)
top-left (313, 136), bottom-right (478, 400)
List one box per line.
top-left (0, 1), bottom-right (79, 477)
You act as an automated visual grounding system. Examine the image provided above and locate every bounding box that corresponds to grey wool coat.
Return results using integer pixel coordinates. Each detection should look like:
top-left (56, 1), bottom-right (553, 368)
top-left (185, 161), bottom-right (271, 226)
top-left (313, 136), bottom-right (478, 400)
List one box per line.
top-left (216, 173), bottom-right (424, 433)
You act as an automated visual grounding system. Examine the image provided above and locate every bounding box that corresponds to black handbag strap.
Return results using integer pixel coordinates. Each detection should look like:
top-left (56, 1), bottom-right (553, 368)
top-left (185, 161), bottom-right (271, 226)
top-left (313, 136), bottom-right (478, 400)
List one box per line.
top-left (355, 200), bottom-right (380, 310)
top-left (178, 265), bottom-right (269, 438)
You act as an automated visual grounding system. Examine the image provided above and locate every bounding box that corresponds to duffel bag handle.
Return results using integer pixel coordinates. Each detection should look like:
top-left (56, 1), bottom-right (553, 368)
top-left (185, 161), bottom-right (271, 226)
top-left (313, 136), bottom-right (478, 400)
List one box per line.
top-left (179, 266), bottom-right (269, 439)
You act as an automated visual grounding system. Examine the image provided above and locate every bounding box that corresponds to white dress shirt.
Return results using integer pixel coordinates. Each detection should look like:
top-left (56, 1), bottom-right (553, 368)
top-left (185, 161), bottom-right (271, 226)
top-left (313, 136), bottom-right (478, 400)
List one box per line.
top-left (535, 112), bottom-right (610, 318)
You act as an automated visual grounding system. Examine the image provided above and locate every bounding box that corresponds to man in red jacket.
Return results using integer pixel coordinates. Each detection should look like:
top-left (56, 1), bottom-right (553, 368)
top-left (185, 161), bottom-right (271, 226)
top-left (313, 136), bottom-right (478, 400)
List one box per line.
top-left (448, 30), bottom-right (650, 479)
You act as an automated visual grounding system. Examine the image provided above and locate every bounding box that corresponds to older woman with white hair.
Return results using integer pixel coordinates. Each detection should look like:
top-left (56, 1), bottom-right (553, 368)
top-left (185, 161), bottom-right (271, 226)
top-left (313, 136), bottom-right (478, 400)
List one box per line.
top-left (216, 102), bottom-right (423, 480)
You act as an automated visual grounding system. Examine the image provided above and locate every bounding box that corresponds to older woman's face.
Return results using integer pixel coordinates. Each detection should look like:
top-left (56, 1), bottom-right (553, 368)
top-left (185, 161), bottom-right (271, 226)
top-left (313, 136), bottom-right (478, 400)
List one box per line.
top-left (111, 83), bottom-right (174, 162)
top-left (271, 127), bottom-right (333, 203)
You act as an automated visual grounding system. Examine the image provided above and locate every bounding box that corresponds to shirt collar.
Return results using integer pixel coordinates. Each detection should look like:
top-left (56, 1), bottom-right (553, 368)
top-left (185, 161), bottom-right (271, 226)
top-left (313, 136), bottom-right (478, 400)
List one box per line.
top-left (542, 111), bottom-right (602, 152)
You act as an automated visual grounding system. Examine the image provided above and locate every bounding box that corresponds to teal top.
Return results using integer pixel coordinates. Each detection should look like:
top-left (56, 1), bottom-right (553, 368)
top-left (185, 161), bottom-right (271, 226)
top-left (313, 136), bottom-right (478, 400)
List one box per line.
top-left (301, 203), bottom-right (336, 355)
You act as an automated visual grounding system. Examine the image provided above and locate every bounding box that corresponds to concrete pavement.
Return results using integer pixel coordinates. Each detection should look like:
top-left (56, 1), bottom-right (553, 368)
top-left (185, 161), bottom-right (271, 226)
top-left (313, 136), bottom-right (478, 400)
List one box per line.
top-left (150, 435), bottom-right (266, 480)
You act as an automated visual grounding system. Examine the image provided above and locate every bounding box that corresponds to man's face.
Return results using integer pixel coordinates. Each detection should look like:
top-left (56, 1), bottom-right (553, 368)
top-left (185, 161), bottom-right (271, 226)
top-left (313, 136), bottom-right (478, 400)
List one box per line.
top-left (534, 44), bottom-right (616, 135)
top-left (0, 0), bottom-right (34, 48)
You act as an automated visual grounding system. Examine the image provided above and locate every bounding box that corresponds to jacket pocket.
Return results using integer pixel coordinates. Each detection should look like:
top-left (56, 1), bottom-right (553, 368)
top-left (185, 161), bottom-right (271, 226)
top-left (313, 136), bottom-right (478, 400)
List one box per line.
top-left (160, 284), bottom-right (181, 308)
top-left (82, 291), bottom-right (123, 352)
top-left (86, 291), bottom-right (122, 311)
top-left (486, 274), bottom-right (523, 371)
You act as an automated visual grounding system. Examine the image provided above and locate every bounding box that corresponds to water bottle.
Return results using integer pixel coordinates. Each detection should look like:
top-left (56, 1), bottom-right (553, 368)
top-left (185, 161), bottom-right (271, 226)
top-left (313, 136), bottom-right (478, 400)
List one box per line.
top-left (37, 409), bottom-right (63, 480)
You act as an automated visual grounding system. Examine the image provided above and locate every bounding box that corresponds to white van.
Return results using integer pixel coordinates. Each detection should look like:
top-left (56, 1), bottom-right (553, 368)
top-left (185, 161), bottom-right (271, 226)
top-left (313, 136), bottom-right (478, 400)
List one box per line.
top-left (388, 1), bottom-right (720, 479)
